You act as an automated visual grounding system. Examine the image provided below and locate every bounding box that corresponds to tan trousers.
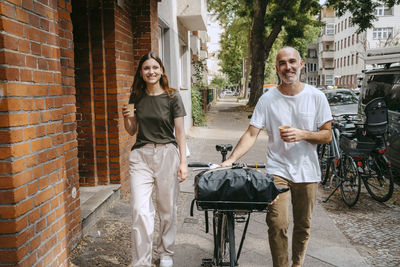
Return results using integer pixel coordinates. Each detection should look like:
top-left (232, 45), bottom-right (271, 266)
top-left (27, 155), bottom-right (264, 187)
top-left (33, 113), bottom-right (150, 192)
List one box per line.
top-left (129, 143), bottom-right (180, 267)
top-left (266, 175), bottom-right (318, 267)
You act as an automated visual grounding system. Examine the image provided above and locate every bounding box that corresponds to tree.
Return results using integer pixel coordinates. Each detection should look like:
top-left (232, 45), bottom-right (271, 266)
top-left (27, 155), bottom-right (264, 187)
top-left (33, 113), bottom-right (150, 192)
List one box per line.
top-left (209, 0), bottom-right (321, 106)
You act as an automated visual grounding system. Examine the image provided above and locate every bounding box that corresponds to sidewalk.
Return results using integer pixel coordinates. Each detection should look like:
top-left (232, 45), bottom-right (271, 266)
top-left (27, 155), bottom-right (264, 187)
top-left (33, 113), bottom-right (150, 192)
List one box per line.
top-left (70, 96), bottom-right (369, 267)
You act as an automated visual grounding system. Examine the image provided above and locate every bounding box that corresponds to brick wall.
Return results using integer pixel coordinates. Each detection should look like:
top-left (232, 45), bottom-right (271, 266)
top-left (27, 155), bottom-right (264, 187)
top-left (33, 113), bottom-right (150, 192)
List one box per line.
top-left (0, 0), bottom-right (80, 266)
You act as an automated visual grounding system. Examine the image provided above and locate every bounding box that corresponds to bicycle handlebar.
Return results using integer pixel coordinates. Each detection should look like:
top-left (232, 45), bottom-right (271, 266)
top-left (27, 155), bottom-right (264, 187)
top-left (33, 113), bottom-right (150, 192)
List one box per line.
top-left (188, 162), bottom-right (266, 169)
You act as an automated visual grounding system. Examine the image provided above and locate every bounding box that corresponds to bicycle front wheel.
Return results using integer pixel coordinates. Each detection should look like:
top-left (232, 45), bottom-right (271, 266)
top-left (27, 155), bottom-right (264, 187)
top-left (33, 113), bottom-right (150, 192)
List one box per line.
top-left (339, 155), bottom-right (361, 207)
top-left (319, 144), bottom-right (330, 184)
top-left (226, 212), bottom-right (236, 267)
top-left (363, 155), bottom-right (394, 202)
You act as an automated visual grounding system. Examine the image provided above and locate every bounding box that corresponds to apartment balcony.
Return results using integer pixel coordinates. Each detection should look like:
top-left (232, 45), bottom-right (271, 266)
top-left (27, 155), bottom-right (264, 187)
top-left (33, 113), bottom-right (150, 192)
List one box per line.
top-left (177, 0), bottom-right (207, 31)
top-left (319, 34), bottom-right (334, 42)
top-left (320, 50), bottom-right (334, 59)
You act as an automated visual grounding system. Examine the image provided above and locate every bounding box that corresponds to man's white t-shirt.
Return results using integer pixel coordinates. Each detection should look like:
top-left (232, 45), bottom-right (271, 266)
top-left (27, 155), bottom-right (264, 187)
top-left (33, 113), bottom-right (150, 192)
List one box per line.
top-left (250, 85), bottom-right (332, 183)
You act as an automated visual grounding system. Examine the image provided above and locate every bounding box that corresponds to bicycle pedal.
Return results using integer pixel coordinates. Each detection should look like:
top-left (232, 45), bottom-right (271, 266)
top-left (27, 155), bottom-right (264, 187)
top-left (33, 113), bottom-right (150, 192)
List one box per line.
top-left (235, 216), bottom-right (246, 223)
top-left (201, 258), bottom-right (213, 267)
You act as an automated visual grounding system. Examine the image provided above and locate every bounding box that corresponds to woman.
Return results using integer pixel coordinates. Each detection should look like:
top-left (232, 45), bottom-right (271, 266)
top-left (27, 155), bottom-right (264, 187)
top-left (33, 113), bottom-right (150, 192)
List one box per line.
top-left (122, 52), bottom-right (188, 267)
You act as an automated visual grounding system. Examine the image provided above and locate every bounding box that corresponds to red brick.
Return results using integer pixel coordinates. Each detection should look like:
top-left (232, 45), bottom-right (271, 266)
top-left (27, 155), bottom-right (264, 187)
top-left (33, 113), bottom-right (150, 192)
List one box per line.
top-left (0, 170), bottom-right (33, 189)
top-left (0, 113), bottom-right (29, 127)
top-left (0, 2), bottom-right (16, 19)
top-left (0, 198), bottom-right (33, 219)
top-left (0, 98), bottom-right (21, 111)
top-left (25, 154), bottom-right (37, 168)
top-left (0, 226), bottom-right (33, 248)
top-left (27, 180), bottom-right (38, 196)
top-left (23, 126), bottom-right (36, 140)
top-left (0, 157), bottom-right (25, 174)
top-left (1, 50), bottom-right (26, 66)
top-left (20, 69), bottom-right (33, 82)
top-left (0, 243), bottom-right (29, 262)
top-left (34, 187), bottom-right (54, 206)
top-left (0, 17), bottom-right (24, 37)
top-left (29, 111), bottom-right (40, 124)
top-left (0, 215), bottom-right (28, 234)
top-left (0, 67), bottom-right (19, 81)
top-left (39, 202), bottom-right (50, 217)
top-left (16, 7), bottom-right (30, 24)
top-left (31, 137), bottom-right (51, 152)
top-left (28, 207), bottom-right (39, 224)
top-left (0, 186), bottom-right (27, 204)
top-left (29, 235), bottom-right (41, 252)
top-left (25, 25), bottom-right (46, 42)
top-left (26, 55), bottom-right (37, 68)
top-left (18, 39), bottom-right (30, 53)
top-left (22, 98), bottom-right (34, 111)
top-left (31, 41), bottom-right (41, 55)
top-left (1, 34), bottom-right (19, 51)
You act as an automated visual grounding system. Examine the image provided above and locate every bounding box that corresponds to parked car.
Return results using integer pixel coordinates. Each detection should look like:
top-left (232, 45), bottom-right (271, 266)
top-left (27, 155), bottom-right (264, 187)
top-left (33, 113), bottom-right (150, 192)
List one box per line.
top-left (322, 89), bottom-right (359, 116)
top-left (358, 66), bottom-right (400, 174)
top-left (263, 84), bottom-right (277, 94)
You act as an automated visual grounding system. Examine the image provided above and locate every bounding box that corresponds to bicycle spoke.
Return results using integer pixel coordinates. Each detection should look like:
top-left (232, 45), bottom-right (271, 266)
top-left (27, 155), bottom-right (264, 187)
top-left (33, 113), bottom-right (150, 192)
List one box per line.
top-left (363, 157), bottom-right (394, 202)
top-left (339, 155), bottom-right (361, 207)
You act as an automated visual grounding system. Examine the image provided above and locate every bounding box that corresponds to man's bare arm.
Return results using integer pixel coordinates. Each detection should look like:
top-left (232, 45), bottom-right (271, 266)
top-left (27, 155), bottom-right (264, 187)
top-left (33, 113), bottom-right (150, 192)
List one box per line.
top-left (280, 121), bottom-right (332, 144)
top-left (221, 125), bottom-right (262, 166)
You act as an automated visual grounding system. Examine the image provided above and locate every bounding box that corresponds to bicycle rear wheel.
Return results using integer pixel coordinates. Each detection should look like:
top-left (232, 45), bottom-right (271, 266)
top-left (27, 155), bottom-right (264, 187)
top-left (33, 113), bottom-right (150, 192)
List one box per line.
top-left (363, 155), bottom-right (394, 202)
top-left (339, 155), bottom-right (361, 207)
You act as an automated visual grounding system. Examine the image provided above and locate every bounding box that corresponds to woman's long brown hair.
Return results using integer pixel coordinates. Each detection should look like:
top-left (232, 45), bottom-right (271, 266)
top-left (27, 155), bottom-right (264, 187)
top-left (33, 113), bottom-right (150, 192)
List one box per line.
top-left (130, 52), bottom-right (176, 104)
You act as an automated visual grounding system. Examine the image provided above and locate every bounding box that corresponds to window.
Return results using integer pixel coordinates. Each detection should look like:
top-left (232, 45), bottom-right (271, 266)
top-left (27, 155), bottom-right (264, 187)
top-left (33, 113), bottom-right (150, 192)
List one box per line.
top-left (352, 54), bottom-right (354, 65)
top-left (341, 21), bottom-right (343, 31)
top-left (348, 55), bottom-right (350, 66)
top-left (341, 39), bottom-right (343, 49)
top-left (325, 75), bottom-right (334, 86)
top-left (335, 25), bottom-right (337, 34)
top-left (356, 53), bottom-right (359, 64)
top-left (362, 73), bottom-right (400, 111)
top-left (356, 33), bottom-right (359, 43)
top-left (348, 36), bottom-right (350, 46)
top-left (352, 34), bottom-right (354, 45)
top-left (345, 19), bottom-right (347, 29)
top-left (373, 28), bottom-right (393, 39)
top-left (344, 38), bottom-right (346, 48)
top-left (326, 23), bottom-right (334, 35)
top-left (375, 6), bottom-right (393, 16)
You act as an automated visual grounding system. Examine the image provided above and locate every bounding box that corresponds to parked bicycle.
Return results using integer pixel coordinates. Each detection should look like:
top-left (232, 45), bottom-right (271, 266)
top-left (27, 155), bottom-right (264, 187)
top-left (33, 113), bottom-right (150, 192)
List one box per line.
top-left (319, 114), bottom-right (361, 207)
top-left (188, 144), bottom-right (286, 267)
top-left (320, 98), bottom-right (394, 207)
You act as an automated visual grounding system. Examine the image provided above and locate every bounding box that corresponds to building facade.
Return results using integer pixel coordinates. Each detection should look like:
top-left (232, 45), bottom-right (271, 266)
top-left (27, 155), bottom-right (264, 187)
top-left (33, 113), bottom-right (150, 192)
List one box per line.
top-left (317, 4), bottom-right (400, 88)
top-left (0, 0), bottom-right (206, 266)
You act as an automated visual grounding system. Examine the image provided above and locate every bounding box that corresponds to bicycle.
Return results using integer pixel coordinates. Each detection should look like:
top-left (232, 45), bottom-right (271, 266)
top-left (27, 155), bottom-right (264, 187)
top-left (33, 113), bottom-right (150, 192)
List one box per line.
top-left (321, 114), bottom-right (362, 207)
top-left (321, 112), bottom-right (394, 206)
top-left (188, 144), bottom-right (285, 267)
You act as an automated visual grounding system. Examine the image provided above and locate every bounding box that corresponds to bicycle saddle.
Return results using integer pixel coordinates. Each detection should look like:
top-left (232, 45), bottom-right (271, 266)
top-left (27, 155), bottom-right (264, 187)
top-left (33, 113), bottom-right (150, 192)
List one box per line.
top-left (216, 144), bottom-right (233, 152)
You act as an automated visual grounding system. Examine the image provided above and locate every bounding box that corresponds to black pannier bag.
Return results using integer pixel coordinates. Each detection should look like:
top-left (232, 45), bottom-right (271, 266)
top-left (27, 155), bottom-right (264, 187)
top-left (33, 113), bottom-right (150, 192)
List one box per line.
top-left (364, 97), bottom-right (388, 137)
top-left (194, 167), bottom-right (288, 210)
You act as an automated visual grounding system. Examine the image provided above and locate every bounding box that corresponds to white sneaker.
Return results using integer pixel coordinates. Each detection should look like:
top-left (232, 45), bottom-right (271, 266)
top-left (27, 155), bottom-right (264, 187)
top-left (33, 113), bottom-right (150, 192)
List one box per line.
top-left (159, 257), bottom-right (173, 267)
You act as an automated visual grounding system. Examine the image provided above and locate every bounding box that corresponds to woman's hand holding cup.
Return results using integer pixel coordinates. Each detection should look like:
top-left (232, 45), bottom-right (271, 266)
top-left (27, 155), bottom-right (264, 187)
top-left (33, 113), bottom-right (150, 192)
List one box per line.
top-left (122, 104), bottom-right (135, 118)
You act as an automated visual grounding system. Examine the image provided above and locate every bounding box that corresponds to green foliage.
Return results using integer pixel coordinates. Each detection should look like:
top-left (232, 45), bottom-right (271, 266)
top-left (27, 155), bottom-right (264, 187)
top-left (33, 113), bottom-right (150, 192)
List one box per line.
top-left (191, 86), bottom-right (206, 126)
top-left (326, 0), bottom-right (400, 33)
top-left (191, 58), bottom-right (207, 126)
top-left (210, 76), bottom-right (227, 89)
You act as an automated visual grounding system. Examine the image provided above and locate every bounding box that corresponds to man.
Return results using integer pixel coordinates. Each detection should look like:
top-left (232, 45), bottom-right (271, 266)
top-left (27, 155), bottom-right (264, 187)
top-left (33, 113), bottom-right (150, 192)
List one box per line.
top-left (221, 46), bottom-right (332, 267)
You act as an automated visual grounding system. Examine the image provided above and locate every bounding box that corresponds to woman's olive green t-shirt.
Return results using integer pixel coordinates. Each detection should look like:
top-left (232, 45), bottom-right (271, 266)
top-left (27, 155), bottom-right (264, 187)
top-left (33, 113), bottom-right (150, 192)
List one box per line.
top-left (129, 92), bottom-right (186, 149)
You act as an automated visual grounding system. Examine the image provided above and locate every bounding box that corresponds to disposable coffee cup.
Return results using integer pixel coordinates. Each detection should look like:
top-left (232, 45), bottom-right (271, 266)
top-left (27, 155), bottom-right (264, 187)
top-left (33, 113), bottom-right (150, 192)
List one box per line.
top-left (125, 104), bottom-right (135, 117)
top-left (279, 125), bottom-right (291, 132)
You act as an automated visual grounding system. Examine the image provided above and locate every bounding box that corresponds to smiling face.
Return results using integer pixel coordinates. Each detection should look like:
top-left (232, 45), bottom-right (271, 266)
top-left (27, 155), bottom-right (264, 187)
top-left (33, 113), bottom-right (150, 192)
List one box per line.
top-left (275, 47), bottom-right (304, 85)
top-left (140, 58), bottom-right (163, 86)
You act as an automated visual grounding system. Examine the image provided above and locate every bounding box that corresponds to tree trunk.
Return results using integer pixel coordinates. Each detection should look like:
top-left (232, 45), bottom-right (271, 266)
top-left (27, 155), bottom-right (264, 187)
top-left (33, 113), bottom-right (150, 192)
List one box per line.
top-left (248, 0), bottom-right (290, 107)
top-left (243, 27), bottom-right (252, 99)
top-left (248, 0), bottom-right (268, 107)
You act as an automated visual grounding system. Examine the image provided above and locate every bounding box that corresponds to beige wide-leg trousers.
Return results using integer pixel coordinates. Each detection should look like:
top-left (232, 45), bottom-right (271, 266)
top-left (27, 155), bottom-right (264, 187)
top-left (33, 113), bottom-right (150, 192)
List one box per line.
top-left (266, 175), bottom-right (318, 267)
top-left (129, 143), bottom-right (180, 267)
